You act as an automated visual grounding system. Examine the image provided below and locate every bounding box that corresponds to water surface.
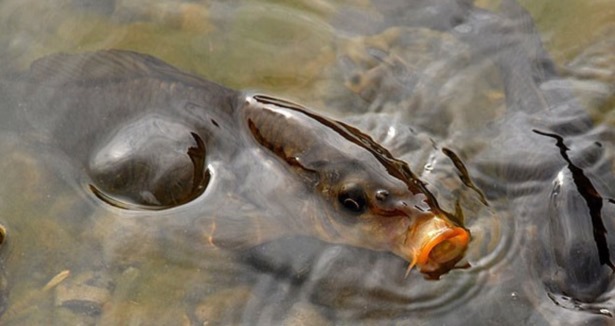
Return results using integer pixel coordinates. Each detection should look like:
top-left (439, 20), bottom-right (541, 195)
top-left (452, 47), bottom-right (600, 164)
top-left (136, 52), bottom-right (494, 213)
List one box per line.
top-left (0, 0), bottom-right (614, 325)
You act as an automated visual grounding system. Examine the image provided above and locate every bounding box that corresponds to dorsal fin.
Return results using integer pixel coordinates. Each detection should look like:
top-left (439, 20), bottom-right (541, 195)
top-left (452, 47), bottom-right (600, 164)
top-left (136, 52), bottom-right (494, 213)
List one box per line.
top-left (23, 49), bottom-right (213, 87)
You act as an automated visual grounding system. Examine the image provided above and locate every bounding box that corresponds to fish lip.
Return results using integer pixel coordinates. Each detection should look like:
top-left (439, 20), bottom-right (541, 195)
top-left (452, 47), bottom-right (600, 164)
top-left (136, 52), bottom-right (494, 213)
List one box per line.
top-left (396, 216), bottom-right (470, 275)
top-left (416, 226), bottom-right (469, 266)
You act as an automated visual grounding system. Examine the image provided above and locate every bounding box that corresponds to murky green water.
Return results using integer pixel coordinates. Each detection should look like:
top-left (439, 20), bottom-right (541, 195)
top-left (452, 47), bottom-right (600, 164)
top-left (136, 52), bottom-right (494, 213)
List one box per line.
top-left (0, 0), bottom-right (613, 325)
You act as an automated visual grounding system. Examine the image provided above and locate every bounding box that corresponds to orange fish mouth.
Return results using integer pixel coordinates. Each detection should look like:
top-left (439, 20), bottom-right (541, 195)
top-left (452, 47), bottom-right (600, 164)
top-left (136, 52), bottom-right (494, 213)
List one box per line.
top-left (403, 217), bottom-right (470, 277)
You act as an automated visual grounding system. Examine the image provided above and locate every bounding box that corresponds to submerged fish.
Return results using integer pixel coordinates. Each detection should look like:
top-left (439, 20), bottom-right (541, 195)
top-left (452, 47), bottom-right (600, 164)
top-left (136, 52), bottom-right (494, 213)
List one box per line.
top-left (9, 50), bottom-right (469, 277)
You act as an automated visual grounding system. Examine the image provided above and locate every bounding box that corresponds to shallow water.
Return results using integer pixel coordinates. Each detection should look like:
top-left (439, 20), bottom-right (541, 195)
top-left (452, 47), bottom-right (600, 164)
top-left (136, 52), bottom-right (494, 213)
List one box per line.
top-left (0, 0), bottom-right (614, 325)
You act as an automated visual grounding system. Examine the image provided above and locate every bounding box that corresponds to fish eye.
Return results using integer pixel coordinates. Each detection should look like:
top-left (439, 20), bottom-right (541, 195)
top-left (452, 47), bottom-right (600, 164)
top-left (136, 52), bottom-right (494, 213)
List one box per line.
top-left (338, 184), bottom-right (367, 214)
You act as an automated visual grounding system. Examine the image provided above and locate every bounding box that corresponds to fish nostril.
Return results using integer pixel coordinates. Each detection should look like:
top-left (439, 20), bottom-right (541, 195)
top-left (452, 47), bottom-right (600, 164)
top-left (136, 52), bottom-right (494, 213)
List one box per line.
top-left (375, 189), bottom-right (389, 201)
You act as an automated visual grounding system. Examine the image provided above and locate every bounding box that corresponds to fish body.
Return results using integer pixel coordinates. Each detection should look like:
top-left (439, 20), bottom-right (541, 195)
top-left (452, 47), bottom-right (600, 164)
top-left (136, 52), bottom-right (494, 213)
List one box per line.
top-left (8, 50), bottom-right (469, 276)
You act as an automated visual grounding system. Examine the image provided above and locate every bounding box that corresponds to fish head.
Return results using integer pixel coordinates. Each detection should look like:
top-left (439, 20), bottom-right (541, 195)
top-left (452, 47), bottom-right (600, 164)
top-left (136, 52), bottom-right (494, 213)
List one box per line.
top-left (317, 158), bottom-right (470, 278)
top-left (243, 95), bottom-right (470, 277)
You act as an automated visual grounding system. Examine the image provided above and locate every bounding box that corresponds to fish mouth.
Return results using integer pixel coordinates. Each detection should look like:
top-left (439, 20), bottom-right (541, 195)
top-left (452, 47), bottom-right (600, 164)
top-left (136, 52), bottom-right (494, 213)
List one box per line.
top-left (402, 216), bottom-right (470, 278)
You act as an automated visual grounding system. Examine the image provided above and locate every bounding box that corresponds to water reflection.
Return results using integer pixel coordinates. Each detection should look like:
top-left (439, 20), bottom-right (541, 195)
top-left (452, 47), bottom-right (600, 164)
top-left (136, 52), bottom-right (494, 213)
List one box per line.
top-left (0, 0), bottom-right (613, 325)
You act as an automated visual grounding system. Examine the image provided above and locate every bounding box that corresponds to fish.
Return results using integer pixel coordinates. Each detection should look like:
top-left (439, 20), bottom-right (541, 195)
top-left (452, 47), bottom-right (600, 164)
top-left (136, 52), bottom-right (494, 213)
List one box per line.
top-left (8, 49), bottom-right (470, 277)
